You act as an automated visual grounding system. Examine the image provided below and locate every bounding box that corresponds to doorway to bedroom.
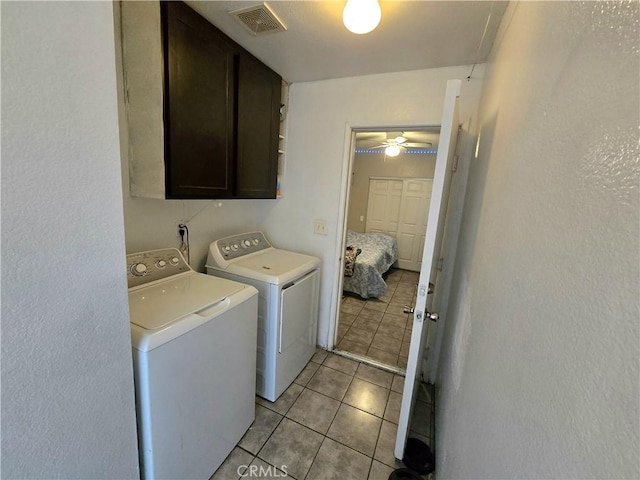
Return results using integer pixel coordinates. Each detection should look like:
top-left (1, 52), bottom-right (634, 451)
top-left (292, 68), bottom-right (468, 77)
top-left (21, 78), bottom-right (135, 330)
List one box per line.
top-left (335, 128), bottom-right (441, 370)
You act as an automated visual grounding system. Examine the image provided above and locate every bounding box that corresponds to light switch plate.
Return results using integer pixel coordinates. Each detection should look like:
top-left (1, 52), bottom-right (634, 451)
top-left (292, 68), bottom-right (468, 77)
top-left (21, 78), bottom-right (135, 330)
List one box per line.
top-left (314, 219), bottom-right (328, 235)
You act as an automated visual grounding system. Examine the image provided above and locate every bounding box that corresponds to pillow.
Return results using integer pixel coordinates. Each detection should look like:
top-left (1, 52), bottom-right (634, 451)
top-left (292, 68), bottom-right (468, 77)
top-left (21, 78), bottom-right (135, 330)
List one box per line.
top-left (344, 245), bottom-right (361, 277)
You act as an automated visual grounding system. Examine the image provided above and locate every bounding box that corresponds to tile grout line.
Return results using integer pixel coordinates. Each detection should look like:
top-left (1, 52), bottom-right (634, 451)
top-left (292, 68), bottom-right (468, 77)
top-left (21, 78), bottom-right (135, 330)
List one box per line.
top-left (251, 391), bottom-right (297, 473)
top-left (314, 358), bottom-right (396, 469)
top-left (368, 379), bottom-right (394, 472)
top-left (291, 364), bottom-right (366, 480)
top-left (219, 358), bottom-right (409, 479)
top-left (339, 270), bottom-right (416, 367)
top-left (281, 357), bottom-right (398, 473)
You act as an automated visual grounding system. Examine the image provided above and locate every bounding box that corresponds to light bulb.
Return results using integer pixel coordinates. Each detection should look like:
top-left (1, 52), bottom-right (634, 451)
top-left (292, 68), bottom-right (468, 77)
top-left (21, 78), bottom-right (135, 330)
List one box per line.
top-left (343, 0), bottom-right (381, 35)
top-left (385, 145), bottom-right (400, 157)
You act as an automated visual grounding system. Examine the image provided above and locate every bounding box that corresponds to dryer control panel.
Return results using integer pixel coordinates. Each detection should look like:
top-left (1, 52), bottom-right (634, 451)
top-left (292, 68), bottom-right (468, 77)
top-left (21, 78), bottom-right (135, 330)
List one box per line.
top-left (207, 231), bottom-right (272, 268)
top-left (126, 248), bottom-right (191, 289)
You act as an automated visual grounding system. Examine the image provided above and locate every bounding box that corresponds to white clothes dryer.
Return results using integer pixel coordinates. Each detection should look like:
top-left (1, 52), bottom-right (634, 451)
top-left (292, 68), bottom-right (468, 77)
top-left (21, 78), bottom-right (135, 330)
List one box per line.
top-left (206, 232), bottom-right (320, 402)
top-left (127, 248), bottom-right (258, 479)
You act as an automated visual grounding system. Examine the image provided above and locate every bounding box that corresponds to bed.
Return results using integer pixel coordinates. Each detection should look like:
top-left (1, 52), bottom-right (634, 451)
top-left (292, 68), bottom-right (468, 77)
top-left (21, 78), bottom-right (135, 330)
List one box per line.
top-left (342, 229), bottom-right (398, 299)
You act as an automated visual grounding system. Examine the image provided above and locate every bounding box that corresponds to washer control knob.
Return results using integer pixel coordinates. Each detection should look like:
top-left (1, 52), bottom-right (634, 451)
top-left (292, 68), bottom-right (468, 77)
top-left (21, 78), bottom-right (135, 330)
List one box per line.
top-left (222, 245), bottom-right (231, 253)
top-left (252, 238), bottom-right (260, 245)
top-left (156, 260), bottom-right (167, 268)
top-left (242, 239), bottom-right (252, 248)
top-left (169, 256), bottom-right (180, 266)
top-left (231, 244), bottom-right (239, 251)
top-left (130, 263), bottom-right (148, 276)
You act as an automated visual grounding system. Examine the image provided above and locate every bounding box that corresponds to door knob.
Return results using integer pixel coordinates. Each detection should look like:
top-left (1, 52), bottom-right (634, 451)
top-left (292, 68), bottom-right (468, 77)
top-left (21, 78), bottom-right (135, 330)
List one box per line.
top-left (404, 306), bottom-right (437, 320)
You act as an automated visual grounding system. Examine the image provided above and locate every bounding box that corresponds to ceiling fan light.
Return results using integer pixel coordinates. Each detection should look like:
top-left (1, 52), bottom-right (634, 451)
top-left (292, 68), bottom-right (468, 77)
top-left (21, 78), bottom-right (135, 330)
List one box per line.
top-left (342, 0), bottom-right (381, 35)
top-left (394, 136), bottom-right (407, 144)
top-left (385, 145), bottom-right (401, 157)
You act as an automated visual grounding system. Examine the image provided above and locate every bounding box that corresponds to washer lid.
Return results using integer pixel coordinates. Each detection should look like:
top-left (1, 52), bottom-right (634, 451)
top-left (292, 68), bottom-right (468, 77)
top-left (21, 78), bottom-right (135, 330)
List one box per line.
top-left (128, 272), bottom-right (245, 330)
top-left (216, 249), bottom-right (320, 284)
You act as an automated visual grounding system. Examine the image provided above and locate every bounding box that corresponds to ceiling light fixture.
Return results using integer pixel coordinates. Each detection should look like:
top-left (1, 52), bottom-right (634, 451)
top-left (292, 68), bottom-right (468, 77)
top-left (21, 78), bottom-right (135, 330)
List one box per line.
top-left (385, 144), bottom-right (401, 157)
top-left (342, 0), bottom-right (381, 35)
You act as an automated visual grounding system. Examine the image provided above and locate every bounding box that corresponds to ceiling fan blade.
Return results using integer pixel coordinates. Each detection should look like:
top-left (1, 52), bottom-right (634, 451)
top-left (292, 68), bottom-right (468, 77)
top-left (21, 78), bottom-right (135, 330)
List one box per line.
top-left (403, 142), bottom-right (433, 148)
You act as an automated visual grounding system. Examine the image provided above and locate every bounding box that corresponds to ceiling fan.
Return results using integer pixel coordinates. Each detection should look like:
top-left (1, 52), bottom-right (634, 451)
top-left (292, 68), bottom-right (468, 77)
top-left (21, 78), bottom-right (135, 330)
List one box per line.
top-left (374, 135), bottom-right (433, 157)
top-left (358, 131), bottom-right (435, 157)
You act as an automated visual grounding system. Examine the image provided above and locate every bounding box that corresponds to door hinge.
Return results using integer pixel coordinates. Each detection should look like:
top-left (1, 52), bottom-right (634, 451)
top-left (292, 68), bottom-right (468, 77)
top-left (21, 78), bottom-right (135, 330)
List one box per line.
top-left (452, 154), bottom-right (459, 172)
top-left (436, 257), bottom-right (444, 271)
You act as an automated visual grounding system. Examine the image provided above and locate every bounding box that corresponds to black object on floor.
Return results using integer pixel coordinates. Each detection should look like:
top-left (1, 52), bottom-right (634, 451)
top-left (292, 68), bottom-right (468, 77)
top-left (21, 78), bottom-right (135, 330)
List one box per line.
top-left (388, 468), bottom-right (423, 480)
top-left (402, 437), bottom-right (435, 475)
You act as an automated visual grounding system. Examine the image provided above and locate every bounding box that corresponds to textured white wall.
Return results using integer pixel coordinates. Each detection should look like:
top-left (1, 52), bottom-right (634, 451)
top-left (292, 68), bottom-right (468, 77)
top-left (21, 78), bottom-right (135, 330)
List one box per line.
top-left (436, 2), bottom-right (640, 478)
top-left (256, 66), bottom-right (485, 347)
top-left (1, 2), bottom-right (140, 478)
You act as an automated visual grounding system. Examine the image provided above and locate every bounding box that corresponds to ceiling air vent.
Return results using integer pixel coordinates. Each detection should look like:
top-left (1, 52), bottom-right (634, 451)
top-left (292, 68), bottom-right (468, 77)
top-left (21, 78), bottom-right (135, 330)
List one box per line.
top-left (230, 3), bottom-right (287, 36)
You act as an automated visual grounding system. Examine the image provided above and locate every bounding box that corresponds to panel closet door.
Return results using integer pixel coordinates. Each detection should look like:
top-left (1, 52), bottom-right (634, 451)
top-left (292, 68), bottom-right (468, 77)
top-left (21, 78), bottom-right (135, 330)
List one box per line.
top-left (365, 178), bottom-right (432, 272)
top-left (365, 178), bottom-right (402, 237)
top-left (396, 179), bottom-right (432, 271)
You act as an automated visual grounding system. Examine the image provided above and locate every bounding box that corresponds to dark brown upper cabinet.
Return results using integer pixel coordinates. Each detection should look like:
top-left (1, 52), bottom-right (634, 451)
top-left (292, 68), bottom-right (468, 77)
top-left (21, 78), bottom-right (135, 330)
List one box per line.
top-left (236, 51), bottom-right (281, 198)
top-left (120, 1), bottom-right (281, 199)
top-left (162, 2), bottom-right (236, 198)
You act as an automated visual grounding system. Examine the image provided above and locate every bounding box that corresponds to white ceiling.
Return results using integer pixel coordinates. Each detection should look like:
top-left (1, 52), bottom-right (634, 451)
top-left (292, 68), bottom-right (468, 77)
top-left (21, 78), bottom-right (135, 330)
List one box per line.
top-left (185, 1), bottom-right (509, 83)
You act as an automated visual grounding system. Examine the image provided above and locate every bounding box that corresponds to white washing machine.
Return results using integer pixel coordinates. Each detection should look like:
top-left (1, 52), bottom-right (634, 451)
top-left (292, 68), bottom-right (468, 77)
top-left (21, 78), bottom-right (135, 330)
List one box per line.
top-left (127, 248), bottom-right (258, 480)
top-left (206, 232), bottom-right (320, 402)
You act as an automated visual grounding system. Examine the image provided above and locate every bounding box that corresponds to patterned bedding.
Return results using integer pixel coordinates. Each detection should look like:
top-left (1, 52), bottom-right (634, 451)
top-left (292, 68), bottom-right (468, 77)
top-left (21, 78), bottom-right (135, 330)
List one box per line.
top-left (342, 230), bottom-right (398, 299)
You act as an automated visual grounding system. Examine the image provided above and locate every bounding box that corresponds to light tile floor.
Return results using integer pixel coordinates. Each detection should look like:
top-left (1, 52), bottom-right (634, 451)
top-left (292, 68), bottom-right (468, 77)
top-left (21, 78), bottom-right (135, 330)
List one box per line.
top-left (338, 269), bottom-right (420, 369)
top-left (211, 350), bottom-right (435, 480)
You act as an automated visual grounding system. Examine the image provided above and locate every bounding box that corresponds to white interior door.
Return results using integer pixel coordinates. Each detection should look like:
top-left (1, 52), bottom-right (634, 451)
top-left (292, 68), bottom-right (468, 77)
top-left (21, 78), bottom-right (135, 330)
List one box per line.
top-left (395, 79), bottom-right (460, 459)
top-left (396, 179), bottom-right (432, 271)
top-left (365, 178), bottom-right (402, 237)
top-left (366, 178), bottom-right (432, 272)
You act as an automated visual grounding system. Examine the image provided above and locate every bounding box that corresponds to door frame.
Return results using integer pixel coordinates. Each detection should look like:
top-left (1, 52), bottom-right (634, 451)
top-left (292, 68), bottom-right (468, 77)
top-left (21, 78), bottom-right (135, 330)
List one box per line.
top-left (327, 124), bottom-right (441, 354)
top-left (326, 80), bottom-right (466, 463)
top-left (424, 124), bottom-right (474, 382)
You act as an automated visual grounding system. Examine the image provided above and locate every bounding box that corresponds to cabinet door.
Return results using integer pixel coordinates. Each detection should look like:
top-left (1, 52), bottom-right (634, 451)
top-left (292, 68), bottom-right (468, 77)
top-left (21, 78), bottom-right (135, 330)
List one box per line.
top-left (236, 52), bottom-right (281, 199)
top-left (162, 2), bottom-right (236, 198)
